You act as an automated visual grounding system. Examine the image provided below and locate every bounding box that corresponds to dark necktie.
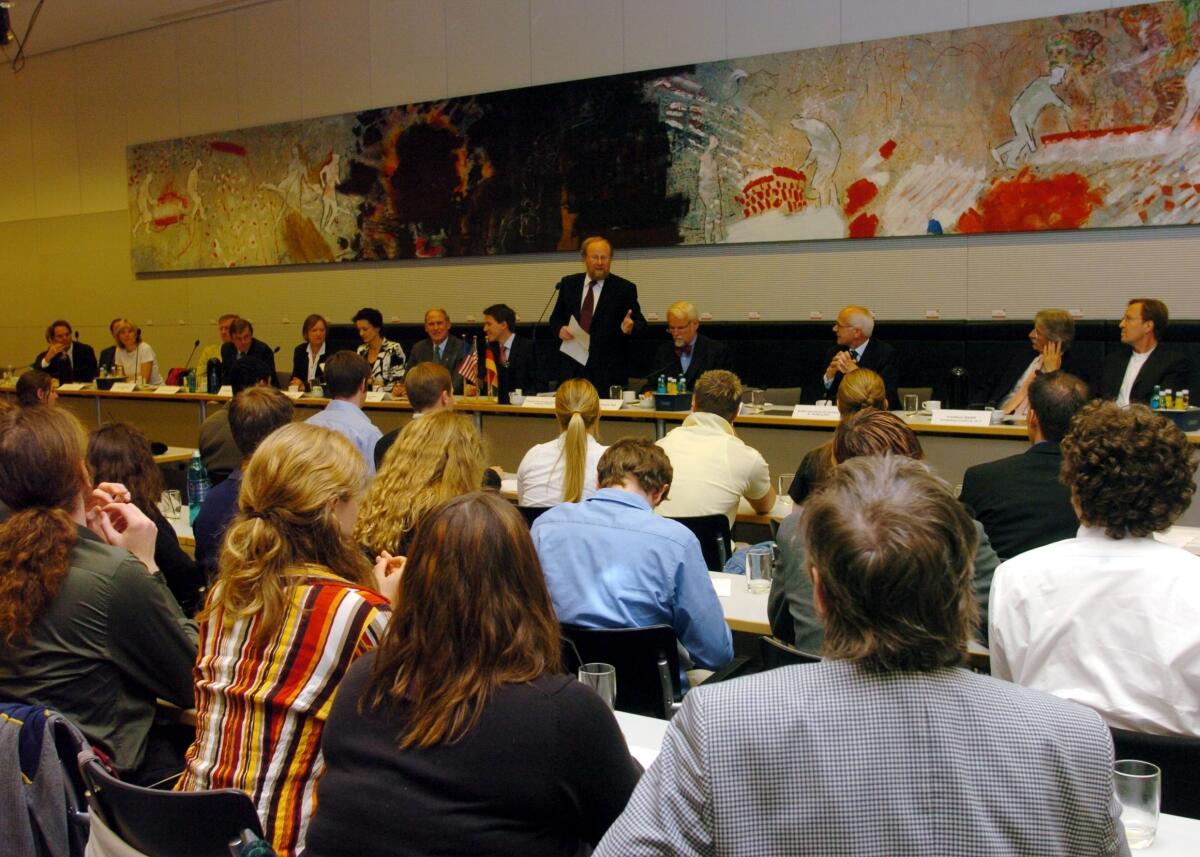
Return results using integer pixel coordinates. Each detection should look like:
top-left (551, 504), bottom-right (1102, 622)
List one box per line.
top-left (501, 344), bottom-right (509, 365)
top-left (580, 282), bottom-right (596, 333)
top-left (675, 344), bottom-right (692, 358)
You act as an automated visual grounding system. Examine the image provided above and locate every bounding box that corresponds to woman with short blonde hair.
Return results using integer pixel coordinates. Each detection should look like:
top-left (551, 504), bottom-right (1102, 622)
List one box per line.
top-left (354, 410), bottom-right (486, 556)
top-left (517, 378), bottom-right (605, 507)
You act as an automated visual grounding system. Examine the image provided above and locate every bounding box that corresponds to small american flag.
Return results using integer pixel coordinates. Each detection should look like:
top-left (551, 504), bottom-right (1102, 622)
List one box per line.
top-left (457, 344), bottom-right (478, 384)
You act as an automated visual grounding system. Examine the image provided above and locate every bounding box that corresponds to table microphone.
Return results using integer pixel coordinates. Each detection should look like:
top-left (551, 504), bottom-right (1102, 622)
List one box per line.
top-left (183, 338), bottom-right (200, 369)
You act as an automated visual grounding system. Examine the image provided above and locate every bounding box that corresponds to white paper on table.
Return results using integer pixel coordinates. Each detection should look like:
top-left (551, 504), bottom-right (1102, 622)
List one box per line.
top-left (558, 315), bottom-right (590, 366)
top-left (628, 744), bottom-right (659, 769)
top-left (283, 389), bottom-right (304, 400)
top-left (215, 385), bottom-right (234, 398)
top-left (109, 382), bottom-right (137, 393)
top-left (58, 383), bottom-right (86, 391)
top-left (152, 386), bottom-right (180, 395)
top-left (711, 578), bottom-right (732, 597)
top-left (364, 390), bottom-right (387, 402)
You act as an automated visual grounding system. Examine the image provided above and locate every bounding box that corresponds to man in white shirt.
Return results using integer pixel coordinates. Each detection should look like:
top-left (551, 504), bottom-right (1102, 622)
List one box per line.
top-left (990, 400), bottom-right (1200, 737)
top-left (655, 369), bottom-right (774, 527)
top-left (306, 351), bottom-right (382, 477)
top-left (1099, 298), bottom-right (1192, 405)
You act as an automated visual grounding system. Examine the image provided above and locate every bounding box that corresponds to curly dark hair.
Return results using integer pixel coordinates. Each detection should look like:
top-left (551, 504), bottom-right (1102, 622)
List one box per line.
top-left (1061, 401), bottom-right (1196, 538)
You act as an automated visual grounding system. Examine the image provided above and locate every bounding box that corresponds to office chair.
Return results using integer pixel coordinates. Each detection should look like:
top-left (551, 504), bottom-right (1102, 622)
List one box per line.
top-left (665, 514), bottom-right (732, 571)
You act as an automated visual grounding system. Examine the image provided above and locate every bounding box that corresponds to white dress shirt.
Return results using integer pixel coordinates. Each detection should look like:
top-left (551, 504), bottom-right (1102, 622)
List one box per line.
top-left (517, 434), bottom-right (606, 507)
top-left (1117, 347), bottom-right (1154, 406)
top-left (990, 525), bottom-right (1200, 736)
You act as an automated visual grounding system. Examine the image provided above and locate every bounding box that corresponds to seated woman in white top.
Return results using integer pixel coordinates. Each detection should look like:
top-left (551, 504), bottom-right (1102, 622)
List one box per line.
top-left (517, 379), bottom-right (605, 507)
top-left (110, 318), bottom-right (162, 385)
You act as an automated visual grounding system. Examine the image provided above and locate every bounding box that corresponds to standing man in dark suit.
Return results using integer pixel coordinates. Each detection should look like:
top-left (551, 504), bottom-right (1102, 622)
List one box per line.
top-left (34, 319), bottom-right (98, 383)
top-left (646, 300), bottom-right (728, 390)
top-left (815, 304), bottom-right (898, 407)
top-left (405, 308), bottom-right (468, 394)
top-left (482, 303), bottom-right (540, 394)
top-left (220, 317), bottom-right (279, 386)
top-left (1100, 297), bottom-right (1193, 405)
top-left (960, 371), bottom-right (1088, 560)
top-left (549, 236), bottom-right (646, 391)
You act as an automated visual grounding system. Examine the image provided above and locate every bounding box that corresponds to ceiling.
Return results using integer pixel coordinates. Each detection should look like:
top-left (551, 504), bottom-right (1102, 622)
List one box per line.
top-left (1, 0), bottom-right (271, 59)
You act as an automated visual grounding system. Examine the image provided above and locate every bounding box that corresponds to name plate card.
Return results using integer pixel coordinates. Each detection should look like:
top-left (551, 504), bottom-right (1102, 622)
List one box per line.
top-left (152, 386), bottom-right (180, 395)
top-left (931, 409), bottom-right (1002, 427)
top-left (58, 383), bottom-right (86, 391)
top-left (598, 398), bottom-right (624, 410)
top-left (215, 385), bottom-right (233, 398)
top-left (283, 390), bottom-right (304, 400)
top-left (791, 405), bottom-right (841, 421)
top-left (109, 382), bottom-right (137, 393)
top-left (521, 396), bottom-right (557, 409)
top-left (364, 391), bottom-right (387, 402)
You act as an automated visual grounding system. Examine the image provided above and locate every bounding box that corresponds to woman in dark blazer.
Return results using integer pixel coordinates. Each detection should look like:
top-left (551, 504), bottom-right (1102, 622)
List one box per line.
top-left (289, 313), bottom-right (328, 391)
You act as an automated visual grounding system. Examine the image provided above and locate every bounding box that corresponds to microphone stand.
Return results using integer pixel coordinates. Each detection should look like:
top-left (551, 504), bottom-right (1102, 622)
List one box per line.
top-left (530, 280), bottom-right (561, 390)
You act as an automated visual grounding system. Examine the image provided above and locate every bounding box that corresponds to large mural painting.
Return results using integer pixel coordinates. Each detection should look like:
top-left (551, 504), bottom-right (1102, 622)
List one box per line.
top-left (128, 1), bottom-right (1200, 272)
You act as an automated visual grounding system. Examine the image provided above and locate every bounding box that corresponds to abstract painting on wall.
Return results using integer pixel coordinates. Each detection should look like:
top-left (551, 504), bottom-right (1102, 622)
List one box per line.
top-left (128, 0), bottom-right (1200, 272)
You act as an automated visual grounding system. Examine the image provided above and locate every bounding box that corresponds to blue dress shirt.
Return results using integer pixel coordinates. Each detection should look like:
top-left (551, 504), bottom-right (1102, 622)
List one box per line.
top-left (306, 399), bottom-right (383, 477)
top-left (531, 488), bottom-right (733, 680)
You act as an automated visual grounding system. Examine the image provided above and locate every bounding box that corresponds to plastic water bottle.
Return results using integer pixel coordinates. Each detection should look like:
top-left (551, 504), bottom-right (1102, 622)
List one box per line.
top-left (186, 451), bottom-right (211, 525)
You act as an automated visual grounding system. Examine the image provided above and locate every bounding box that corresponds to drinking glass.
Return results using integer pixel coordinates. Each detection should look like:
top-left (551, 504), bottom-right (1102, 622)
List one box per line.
top-left (903, 393), bottom-right (919, 415)
top-left (1115, 759), bottom-right (1160, 849)
top-left (160, 489), bottom-right (182, 521)
top-left (746, 545), bottom-right (776, 593)
top-left (777, 473), bottom-right (795, 496)
top-left (749, 389), bottom-right (765, 413)
top-left (578, 663), bottom-right (616, 709)
top-left (609, 385), bottom-right (624, 401)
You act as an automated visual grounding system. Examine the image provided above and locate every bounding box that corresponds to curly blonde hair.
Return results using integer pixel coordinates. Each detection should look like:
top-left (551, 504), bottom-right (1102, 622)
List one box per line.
top-left (354, 410), bottom-right (486, 556)
top-left (205, 422), bottom-right (373, 642)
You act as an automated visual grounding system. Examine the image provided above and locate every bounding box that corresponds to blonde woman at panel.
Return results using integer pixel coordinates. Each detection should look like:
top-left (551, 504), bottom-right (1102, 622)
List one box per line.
top-left (517, 379), bottom-right (606, 508)
top-left (111, 318), bottom-right (163, 385)
top-left (354, 410), bottom-right (486, 557)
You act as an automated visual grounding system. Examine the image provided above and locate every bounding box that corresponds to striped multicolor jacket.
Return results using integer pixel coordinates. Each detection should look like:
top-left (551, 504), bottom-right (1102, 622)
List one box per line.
top-left (177, 566), bottom-right (391, 857)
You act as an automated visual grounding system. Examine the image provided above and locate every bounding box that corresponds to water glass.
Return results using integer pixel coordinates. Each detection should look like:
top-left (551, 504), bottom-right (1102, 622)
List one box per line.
top-left (1115, 759), bottom-right (1160, 849)
top-left (609, 385), bottom-right (624, 401)
top-left (750, 389), bottom-right (766, 412)
top-left (903, 393), bottom-right (919, 415)
top-left (777, 473), bottom-right (795, 496)
top-left (160, 489), bottom-right (182, 521)
top-left (578, 662), bottom-right (616, 709)
top-left (746, 545), bottom-right (776, 593)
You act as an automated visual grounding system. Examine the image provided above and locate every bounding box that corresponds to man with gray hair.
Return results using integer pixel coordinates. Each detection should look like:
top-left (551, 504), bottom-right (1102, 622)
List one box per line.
top-left (648, 300), bottom-right (728, 391)
top-left (597, 455), bottom-right (1129, 856)
top-left (816, 304), bottom-right (898, 407)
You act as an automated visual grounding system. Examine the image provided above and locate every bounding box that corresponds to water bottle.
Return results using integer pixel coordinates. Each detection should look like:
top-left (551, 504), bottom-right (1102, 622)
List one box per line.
top-left (186, 368), bottom-right (197, 393)
top-left (1151, 386), bottom-right (1162, 410)
top-left (186, 451), bottom-right (211, 525)
top-left (656, 375), bottom-right (667, 394)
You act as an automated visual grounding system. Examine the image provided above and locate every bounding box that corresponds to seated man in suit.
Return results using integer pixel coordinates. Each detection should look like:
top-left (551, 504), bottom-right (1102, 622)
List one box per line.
top-left (960, 371), bottom-right (1087, 560)
top-left (1101, 297), bottom-right (1193, 405)
top-left (815, 304), bottom-right (898, 407)
top-left (220, 317), bottom-right (278, 386)
top-left (645, 300), bottom-right (728, 391)
top-left (984, 308), bottom-right (1077, 413)
top-left (531, 438), bottom-right (733, 687)
top-left (374, 361), bottom-right (454, 468)
top-left (405, 307), bottom-right (468, 394)
top-left (991, 400), bottom-right (1200, 736)
top-left (198, 357), bottom-right (275, 486)
top-left (483, 303), bottom-right (540, 394)
top-left (654, 369), bottom-right (774, 528)
top-left (599, 455), bottom-right (1128, 857)
top-left (34, 319), bottom-right (97, 383)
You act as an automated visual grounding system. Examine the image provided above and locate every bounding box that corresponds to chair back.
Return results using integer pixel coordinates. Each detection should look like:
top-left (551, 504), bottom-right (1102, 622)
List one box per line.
top-left (665, 514), bottom-right (731, 571)
top-left (559, 623), bottom-right (681, 719)
top-left (517, 505), bottom-right (550, 527)
top-left (758, 635), bottom-right (821, 671)
top-left (1110, 727), bottom-right (1200, 819)
top-left (762, 387), bottom-right (802, 407)
top-left (78, 750), bottom-right (266, 857)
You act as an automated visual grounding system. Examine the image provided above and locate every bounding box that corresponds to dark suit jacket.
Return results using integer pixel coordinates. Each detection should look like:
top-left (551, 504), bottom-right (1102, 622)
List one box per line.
top-left (34, 342), bottom-right (98, 383)
top-left (221, 339), bottom-right (279, 387)
top-left (290, 343), bottom-right (327, 391)
top-left (498, 335), bottom-right (541, 395)
top-left (1100, 345), bottom-right (1194, 404)
top-left (548, 272), bottom-right (646, 391)
top-left (647, 333), bottom-right (729, 391)
top-left (407, 335), bottom-right (467, 394)
top-left (815, 338), bottom-right (899, 408)
top-left (959, 441), bottom-right (1078, 561)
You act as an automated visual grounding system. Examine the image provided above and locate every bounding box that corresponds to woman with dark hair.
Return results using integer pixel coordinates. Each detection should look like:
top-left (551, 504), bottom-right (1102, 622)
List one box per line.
top-left (353, 306), bottom-right (406, 393)
top-left (306, 492), bottom-right (641, 857)
top-left (289, 313), bottom-right (328, 391)
top-left (86, 422), bottom-right (205, 615)
top-left (0, 406), bottom-right (196, 785)
top-left (15, 369), bottom-right (56, 406)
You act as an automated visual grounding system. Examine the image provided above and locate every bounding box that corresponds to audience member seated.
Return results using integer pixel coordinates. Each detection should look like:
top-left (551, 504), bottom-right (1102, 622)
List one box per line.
top-left (374, 361), bottom-right (453, 467)
top-left (33, 318), bottom-right (97, 384)
top-left (983, 308), bottom-right (1077, 413)
top-left (87, 422), bottom-right (205, 616)
top-left (517, 378), bottom-right (605, 507)
top-left (177, 423), bottom-right (398, 857)
top-left (960, 371), bottom-right (1087, 560)
top-left (356, 410), bottom-right (484, 557)
top-left (306, 493), bottom-right (641, 857)
top-left (1100, 297), bottom-right (1193, 406)
top-left (654, 369), bottom-right (775, 526)
top-left (194, 313), bottom-right (236, 375)
top-left (305, 351), bottom-right (382, 477)
top-left (199, 357), bottom-right (274, 485)
top-left (532, 438), bottom-right (733, 686)
top-left (353, 306), bottom-right (406, 394)
top-left (991, 401), bottom-right (1200, 736)
top-left (110, 318), bottom-right (163, 385)
top-left (193, 387), bottom-right (294, 582)
top-left (220, 317), bottom-right (278, 386)
top-left (289, 313), bottom-right (328, 391)
top-left (15, 369), bottom-right (57, 407)
top-left (769, 409), bottom-right (1000, 651)
top-left (0, 406), bottom-right (196, 785)
top-left (597, 456), bottom-right (1128, 856)
top-left (786, 367), bottom-right (885, 504)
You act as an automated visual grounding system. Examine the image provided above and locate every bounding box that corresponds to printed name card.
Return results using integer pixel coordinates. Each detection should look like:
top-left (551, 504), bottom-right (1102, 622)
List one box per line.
top-left (598, 398), bottom-right (624, 410)
top-left (152, 386), bottom-right (180, 395)
top-left (364, 391), bottom-right (387, 402)
top-left (931, 409), bottom-right (1002, 427)
top-left (521, 396), bottom-right (557, 408)
top-left (283, 389), bottom-right (304, 400)
top-left (109, 382), bottom-right (137, 393)
top-left (58, 383), bottom-right (86, 391)
top-left (791, 405), bottom-right (841, 421)
top-left (215, 385), bottom-right (233, 398)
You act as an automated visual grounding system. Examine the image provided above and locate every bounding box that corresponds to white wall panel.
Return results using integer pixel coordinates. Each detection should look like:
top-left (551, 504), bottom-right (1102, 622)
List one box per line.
top-left (299, 0), bottom-right (372, 119)
top-left (622, 0), bottom-right (725, 72)
top-left (967, 0), bottom-right (1112, 28)
top-left (176, 13), bottom-right (241, 136)
top-left (0, 71), bottom-right (35, 223)
top-left (445, 0), bottom-right (532, 97)
top-left (369, 0), bottom-right (449, 107)
top-left (74, 40), bottom-right (129, 213)
top-left (530, 0), bottom-right (624, 85)
top-left (725, 0), bottom-right (841, 59)
top-left (841, 0), bottom-right (969, 44)
top-left (121, 28), bottom-right (181, 145)
top-left (235, 0), bottom-right (302, 127)
top-left (28, 52), bottom-right (80, 219)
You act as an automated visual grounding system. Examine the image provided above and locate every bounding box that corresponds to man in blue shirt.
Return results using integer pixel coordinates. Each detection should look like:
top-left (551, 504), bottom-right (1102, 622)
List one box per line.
top-left (306, 351), bottom-right (382, 476)
top-left (531, 438), bottom-right (733, 682)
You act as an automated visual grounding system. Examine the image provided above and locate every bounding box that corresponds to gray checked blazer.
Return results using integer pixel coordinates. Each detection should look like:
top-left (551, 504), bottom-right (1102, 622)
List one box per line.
top-left (597, 660), bottom-right (1129, 857)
